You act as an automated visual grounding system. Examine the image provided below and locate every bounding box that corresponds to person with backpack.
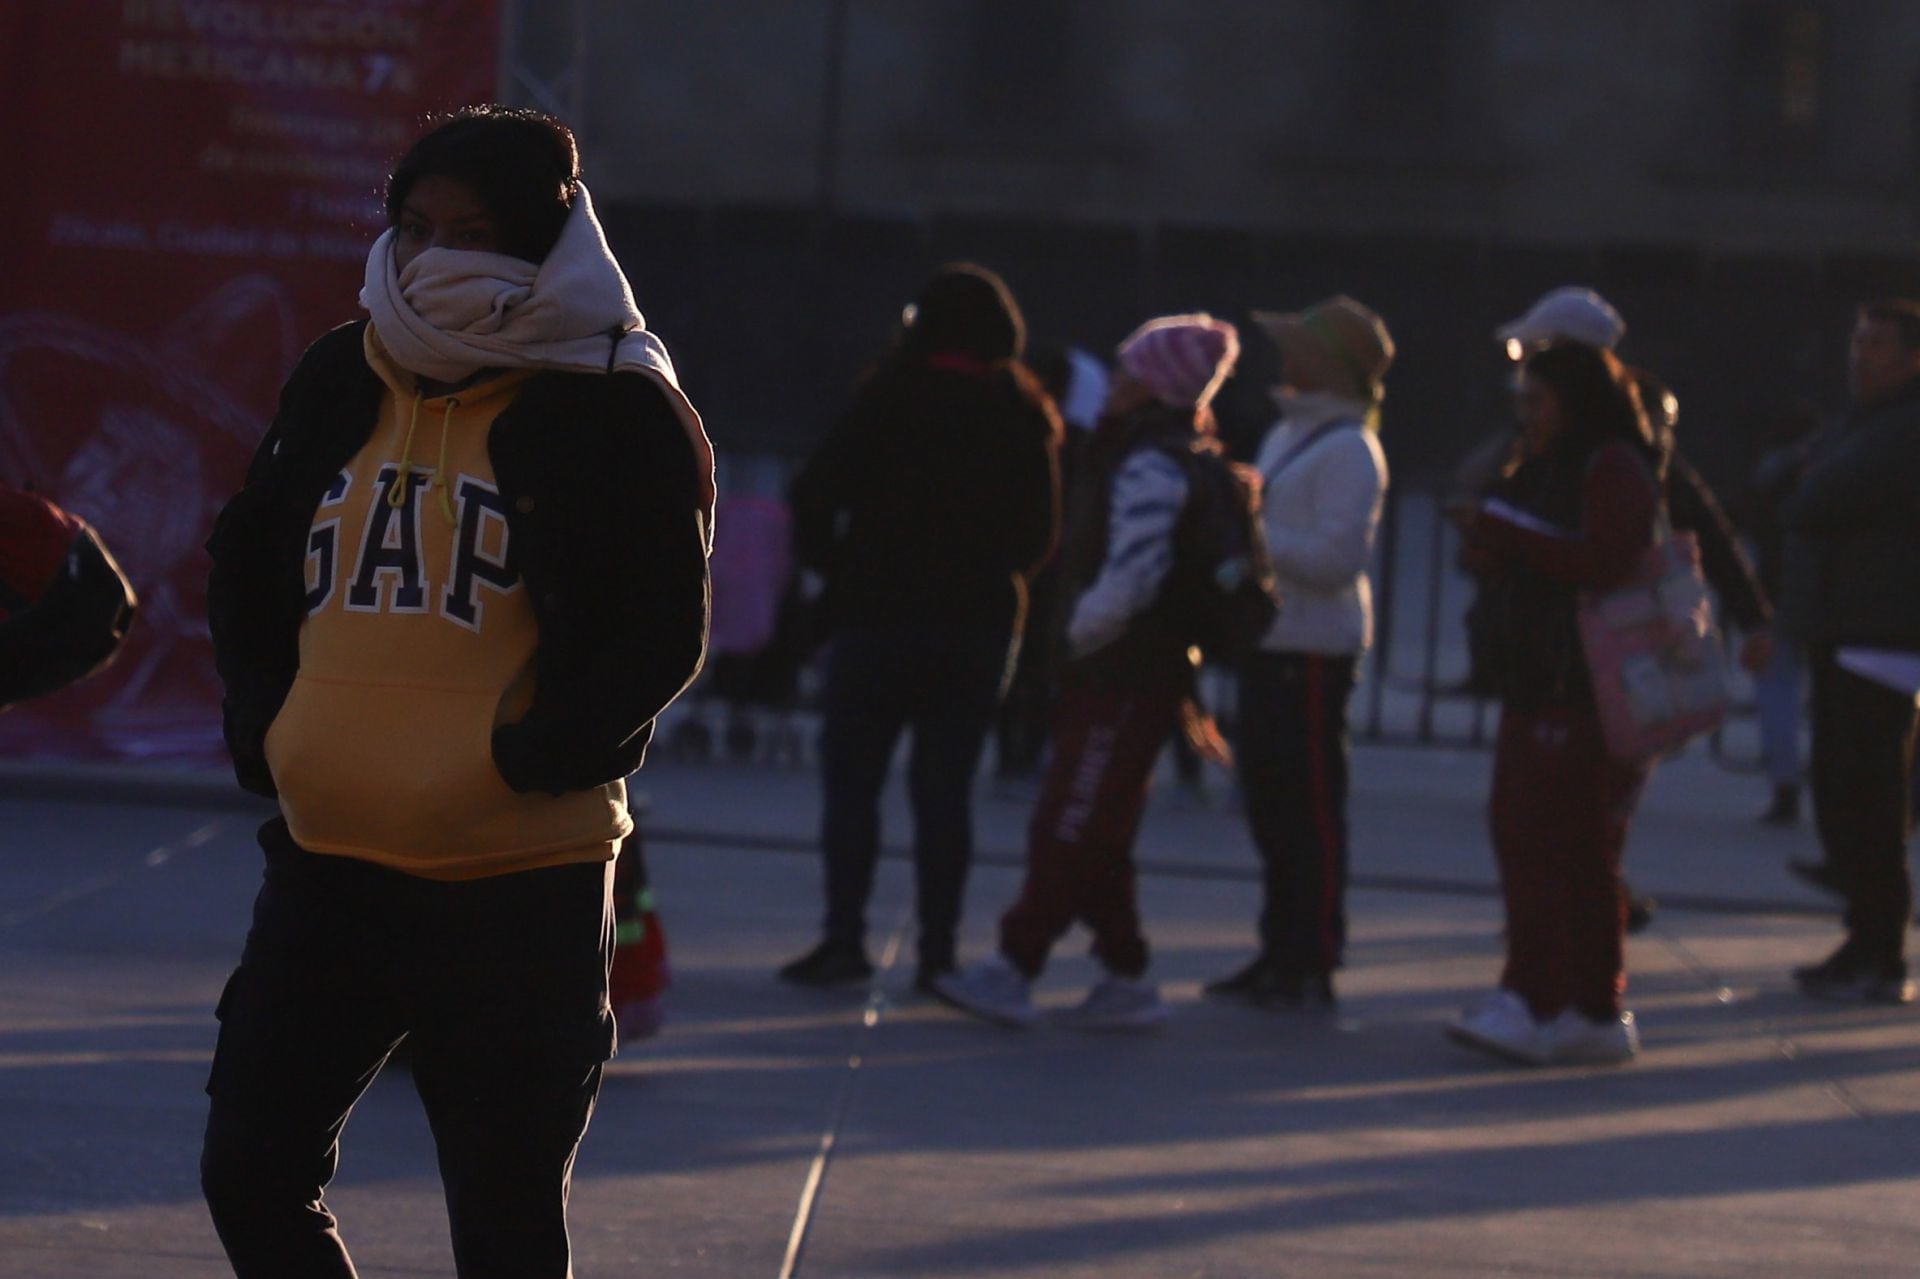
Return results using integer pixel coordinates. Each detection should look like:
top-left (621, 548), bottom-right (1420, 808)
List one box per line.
top-left (1206, 296), bottom-right (1394, 1013)
top-left (935, 313), bottom-right (1250, 1030)
top-left (0, 481), bottom-right (136, 711)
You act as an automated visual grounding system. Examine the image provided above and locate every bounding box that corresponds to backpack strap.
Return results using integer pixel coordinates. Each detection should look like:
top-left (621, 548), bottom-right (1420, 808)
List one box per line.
top-left (1257, 418), bottom-right (1362, 488)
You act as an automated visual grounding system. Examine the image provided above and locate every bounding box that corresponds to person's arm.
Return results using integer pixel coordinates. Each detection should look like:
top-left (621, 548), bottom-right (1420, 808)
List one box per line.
top-left (1264, 432), bottom-right (1386, 591)
top-left (1446, 429), bottom-right (1518, 513)
top-left (789, 395), bottom-right (873, 575)
top-left (204, 325), bottom-right (369, 796)
top-left (1668, 453), bottom-right (1770, 630)
top-left (492, 377), bottom-right (711, 795)
top-left (1066, 449), bottom-right (1187, 657)
top-left (1473, 442), bottom-right (1658, 591)
top-left (1002, 385), bottom-right (1064, 578)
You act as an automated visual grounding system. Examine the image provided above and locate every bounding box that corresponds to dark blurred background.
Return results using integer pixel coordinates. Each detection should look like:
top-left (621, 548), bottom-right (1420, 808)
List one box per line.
top-left (8, 0), bottom-right (1920, 757)
top-left (539, 0), bottom-right (1920, 486)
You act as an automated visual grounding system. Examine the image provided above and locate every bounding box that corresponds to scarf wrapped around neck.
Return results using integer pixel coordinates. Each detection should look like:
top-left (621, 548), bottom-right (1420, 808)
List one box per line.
top-left (359, 181), bottom-right (716, 525)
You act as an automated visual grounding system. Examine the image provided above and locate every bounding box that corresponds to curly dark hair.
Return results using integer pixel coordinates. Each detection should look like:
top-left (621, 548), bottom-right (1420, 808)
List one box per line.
top-left (385, 105), bottom-right (580, 263)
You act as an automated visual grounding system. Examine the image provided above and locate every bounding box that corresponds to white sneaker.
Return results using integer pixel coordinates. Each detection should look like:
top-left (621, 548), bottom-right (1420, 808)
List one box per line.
top-left (1543, 1008), bottom-right (1640, 1065)
top-left (1446, 988), bottom-right (1549, 1066)
top-left (1056, 975), bottom-right (1170, 1032)
top-left (932, 956), bottom-right (1039, 1028)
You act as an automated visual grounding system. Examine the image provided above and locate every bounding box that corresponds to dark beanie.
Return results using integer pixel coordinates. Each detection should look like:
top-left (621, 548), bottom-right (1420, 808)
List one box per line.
top-left (385, 106), bottom-right (580, 264)
top-left (901, 263), bottom-right (1026, 364)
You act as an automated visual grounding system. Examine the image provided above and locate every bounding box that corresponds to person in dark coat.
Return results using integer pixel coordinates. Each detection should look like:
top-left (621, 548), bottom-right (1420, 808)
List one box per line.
top-left (1776, 299), bottom-right (1920, 1006)
top-left (779, 264), bottom-right (1062, 992)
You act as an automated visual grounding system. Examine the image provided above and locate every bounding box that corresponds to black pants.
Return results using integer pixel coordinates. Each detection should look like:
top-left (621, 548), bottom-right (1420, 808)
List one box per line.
top-left (818, 622), bottom-right (1011, 971)
top-left (1809, 648), bottom-right (1917, 974)
top-left (1235, 651), bottom-right (1357, 977)
top-left (202, 821), bottom-right (616, 1279)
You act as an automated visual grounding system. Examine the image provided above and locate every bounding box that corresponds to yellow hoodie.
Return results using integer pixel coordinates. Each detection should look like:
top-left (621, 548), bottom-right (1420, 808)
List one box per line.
top-left (262, 326), bottom-right (629, 879)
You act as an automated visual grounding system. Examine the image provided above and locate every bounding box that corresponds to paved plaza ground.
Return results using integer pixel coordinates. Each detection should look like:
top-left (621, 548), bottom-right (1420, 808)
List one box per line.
top-left (0, 735), bottom-right (1915, 1277)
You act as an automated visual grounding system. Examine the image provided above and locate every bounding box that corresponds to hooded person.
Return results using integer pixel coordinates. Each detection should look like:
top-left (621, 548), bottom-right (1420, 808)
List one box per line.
top-left (935, 313), bottom-right (1243, 1031)
top-left (200, 106), bottom-right (712, 1279)
top-left (1205, 295), bottom-right (1393, 1013)
top-left (779, 263), bottom-right (1063, 994)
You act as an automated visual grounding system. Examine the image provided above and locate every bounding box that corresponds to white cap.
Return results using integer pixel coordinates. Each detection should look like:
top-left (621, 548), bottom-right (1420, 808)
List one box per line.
top-left (1495, 287), bottom-right (1625, 358)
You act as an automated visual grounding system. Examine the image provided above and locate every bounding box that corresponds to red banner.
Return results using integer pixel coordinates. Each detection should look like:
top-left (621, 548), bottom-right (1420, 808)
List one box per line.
top-left (0, 0), bottom-right (499, 758)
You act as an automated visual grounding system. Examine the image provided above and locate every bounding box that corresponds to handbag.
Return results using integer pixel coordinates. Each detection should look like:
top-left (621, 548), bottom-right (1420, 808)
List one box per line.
top-left (1577, 520), bottom-right (1729, 763)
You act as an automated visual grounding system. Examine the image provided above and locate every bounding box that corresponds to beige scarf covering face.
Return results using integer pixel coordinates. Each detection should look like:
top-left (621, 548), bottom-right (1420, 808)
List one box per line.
top-left (359, 181), bottom-right (716, 521)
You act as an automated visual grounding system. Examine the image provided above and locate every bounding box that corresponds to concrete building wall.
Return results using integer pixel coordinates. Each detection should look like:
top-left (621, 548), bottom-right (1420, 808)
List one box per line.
top-left (567, 0), bottom-right (1920, 255)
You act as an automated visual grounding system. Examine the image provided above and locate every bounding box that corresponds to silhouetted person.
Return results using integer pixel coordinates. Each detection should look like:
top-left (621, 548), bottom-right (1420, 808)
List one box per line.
top-left (780, 264), bottom-right (1061, 993)
top-left (1777, 299), bottom-right (1920, 1006)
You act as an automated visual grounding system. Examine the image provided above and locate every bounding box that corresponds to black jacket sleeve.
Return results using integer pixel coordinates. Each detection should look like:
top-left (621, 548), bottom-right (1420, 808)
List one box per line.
top-left (490, 373), bottom-right (711, 795)
top-left (1667, 452), bottom-right (1770, 632)
top-left (998, 373), bottom-right (1064, 578)
top-left (204, 323), bottom-right (372, 797)
top-left (789, 403), bottom-right (865, 575)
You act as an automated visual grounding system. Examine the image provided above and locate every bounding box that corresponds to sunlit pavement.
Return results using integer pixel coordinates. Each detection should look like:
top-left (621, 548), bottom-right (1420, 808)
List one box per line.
top-left (0, 739), bottom-right (1914, 1278)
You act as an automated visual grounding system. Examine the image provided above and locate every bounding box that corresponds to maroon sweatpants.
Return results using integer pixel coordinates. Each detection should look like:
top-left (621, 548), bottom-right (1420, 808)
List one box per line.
top-left (1489, 703), bottom-right (1650, 1021)
top-left (999, 681), bottom-right (1185, 980)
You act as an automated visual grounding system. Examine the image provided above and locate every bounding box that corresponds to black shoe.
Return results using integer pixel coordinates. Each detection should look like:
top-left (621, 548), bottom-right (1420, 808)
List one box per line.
top-left (1205, 959), bottom-right (1334, 1011)
top-left (778, 941), bottom-right (873, 988)
top-left (1759, 784), bottom-right (1800, 827)
top-left (1793, 947), bottom-right (1916, 1005)
top-left (1268, 971), bottom-right (1337, 1013)
top-left (1203, 956), bottom-right (1287, 1004)
top-left (1625, 894), bottom-right (1656, 934)
top-left (1789, 859), bottom-right (1845, 897)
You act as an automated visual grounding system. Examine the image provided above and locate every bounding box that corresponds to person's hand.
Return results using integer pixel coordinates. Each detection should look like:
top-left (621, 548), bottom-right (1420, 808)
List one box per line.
top-left (1739, 630), bottom-right (1774, 674)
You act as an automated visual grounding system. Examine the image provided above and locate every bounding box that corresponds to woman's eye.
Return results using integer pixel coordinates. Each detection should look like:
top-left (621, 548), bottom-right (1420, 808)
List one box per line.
top-left (459, 228), bottom-right (496, 247)
top-left (398, 222), bottom-right (428, 240)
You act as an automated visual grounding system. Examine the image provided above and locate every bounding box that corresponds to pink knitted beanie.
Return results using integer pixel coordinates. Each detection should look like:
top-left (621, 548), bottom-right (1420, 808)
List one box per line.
top-left (1116, 313), bottom-right (1241, 411)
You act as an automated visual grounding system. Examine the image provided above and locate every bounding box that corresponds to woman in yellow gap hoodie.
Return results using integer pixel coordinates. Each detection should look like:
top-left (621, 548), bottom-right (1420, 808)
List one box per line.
top-left (201, 107), bottom-right (713, 1279)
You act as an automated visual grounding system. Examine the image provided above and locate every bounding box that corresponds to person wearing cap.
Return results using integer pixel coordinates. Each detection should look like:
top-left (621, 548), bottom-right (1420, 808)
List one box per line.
top-left (1448, 288), bottom-right (1627, 517)
top-left (1448, 340), bottom-right (1665, 1066)
top-left (1456, 291), bottom-right (1774, 926)
top-left (1205, 296), bottom-right (1392, 1012)
top-left (779, 264), bottom-right (1062, 994)
top-left (935, 314), bottom-right (1241, 1030)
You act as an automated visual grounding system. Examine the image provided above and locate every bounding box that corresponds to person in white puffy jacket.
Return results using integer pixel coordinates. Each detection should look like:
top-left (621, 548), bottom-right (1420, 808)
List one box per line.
top-left (1206, 295), bottom-right (1394, 1012)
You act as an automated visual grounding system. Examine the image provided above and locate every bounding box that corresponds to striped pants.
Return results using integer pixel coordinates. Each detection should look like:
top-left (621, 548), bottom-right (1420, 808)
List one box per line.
top-left (1236, 652), bottom-right (1357, 978)
top-left (999, 681), bottom-right (1186, 980)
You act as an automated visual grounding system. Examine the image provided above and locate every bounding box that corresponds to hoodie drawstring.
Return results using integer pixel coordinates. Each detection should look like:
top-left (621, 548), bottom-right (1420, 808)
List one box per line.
top-left (386, 391), bottom-right (460, 527)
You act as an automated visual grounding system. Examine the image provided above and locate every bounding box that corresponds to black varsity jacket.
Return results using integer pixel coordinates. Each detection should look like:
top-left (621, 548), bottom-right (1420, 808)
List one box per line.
top-left (205, 320), bottom-right (710, 799)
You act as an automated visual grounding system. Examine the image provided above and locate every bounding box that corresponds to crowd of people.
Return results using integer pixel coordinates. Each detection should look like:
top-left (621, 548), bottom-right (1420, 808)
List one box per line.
top-left (777, 272), bottom-right (1920, 1072)
top-left (3, 101), bottom-right (1913, 1278)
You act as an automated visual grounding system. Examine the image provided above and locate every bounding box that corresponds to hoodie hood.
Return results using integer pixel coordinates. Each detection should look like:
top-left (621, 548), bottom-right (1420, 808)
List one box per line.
top-left (360, 181), bottom-right (716, 520)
